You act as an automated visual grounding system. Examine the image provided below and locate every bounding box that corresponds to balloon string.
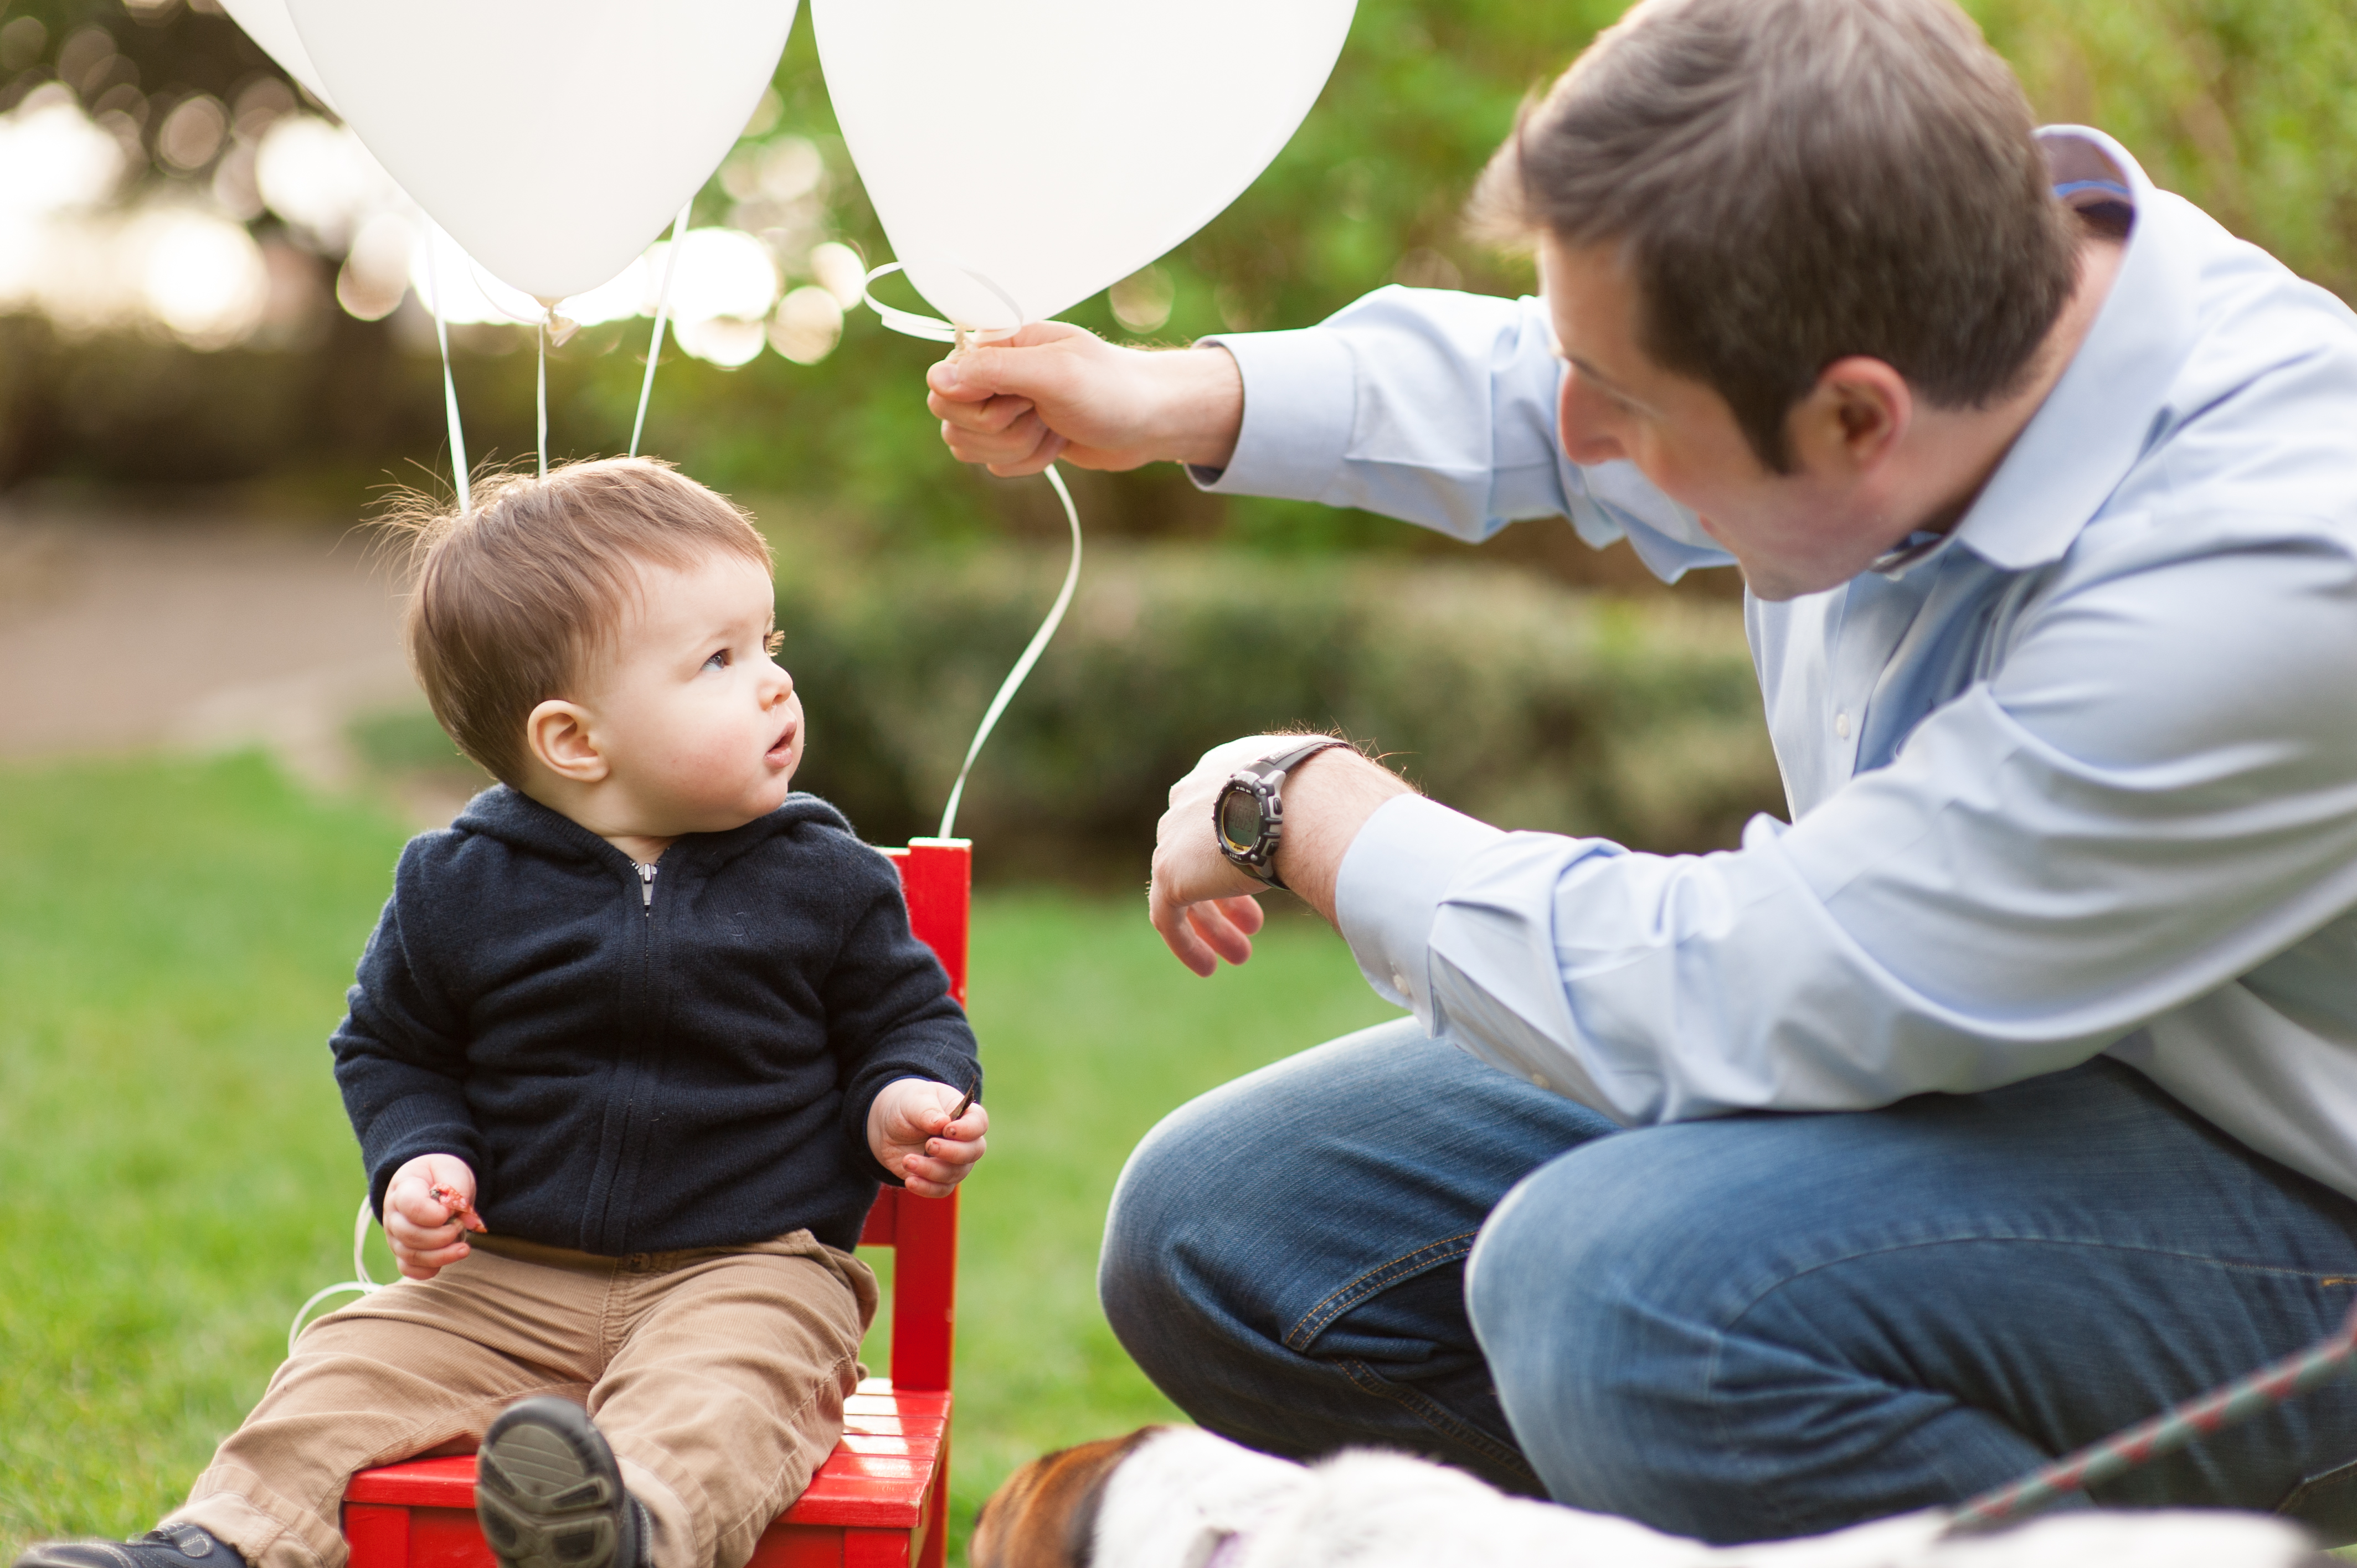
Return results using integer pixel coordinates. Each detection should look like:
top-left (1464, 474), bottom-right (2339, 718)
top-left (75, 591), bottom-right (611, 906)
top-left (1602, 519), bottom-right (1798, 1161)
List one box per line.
top-left (423, 232), bottom-right (471, 512)
top-left (286, 1196), bottom-right (383, 1355)
top-left (938, 464), bottom-right (1081, 840)
top-left (860, 261), bottom-right (1023, 344)
top-left (630, 202), bottom-right (693, 459)
top-left (856, 261), bottom-right (1078, 842)
top-left (536, 320), bottom-right (548, 479)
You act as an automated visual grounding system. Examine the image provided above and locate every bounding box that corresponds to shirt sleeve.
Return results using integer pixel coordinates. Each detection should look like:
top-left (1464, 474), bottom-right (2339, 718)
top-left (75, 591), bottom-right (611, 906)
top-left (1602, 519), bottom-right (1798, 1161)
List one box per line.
top-left (331, 843), bottom-right (486, 1219)
top-left (1190, 284), bottom-right (1732, 584)
top-left (1336, 520), bottom-right (2357, 1124)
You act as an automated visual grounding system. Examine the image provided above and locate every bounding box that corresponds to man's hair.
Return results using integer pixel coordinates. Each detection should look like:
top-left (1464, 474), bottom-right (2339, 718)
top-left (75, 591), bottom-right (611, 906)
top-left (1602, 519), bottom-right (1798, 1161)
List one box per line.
top-left (383, 457), bottom-right (773, 786)
top-left (1471, 0), bottom-right (2077, 471)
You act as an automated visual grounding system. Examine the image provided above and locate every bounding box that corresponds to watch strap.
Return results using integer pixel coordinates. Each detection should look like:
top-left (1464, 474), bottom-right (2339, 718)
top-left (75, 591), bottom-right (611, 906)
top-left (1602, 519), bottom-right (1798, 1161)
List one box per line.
top-left (1243, 735), bottom-right (1353, 786)
top-left (1222, 736), bottom-right (1354, 889)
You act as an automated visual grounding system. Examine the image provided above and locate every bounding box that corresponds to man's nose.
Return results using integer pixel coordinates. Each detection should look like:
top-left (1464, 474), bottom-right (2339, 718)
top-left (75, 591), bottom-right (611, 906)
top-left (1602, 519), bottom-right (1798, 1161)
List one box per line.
top-left (1557, 369), bottom-right (1628, 466)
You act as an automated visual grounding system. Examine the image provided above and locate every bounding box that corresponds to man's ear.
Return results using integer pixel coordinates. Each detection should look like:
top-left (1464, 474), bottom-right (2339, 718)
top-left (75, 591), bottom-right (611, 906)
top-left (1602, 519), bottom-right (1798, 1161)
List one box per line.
top-left (1788, 355), bottom-right (1911, 477)
top-left (524, 699), bottom-right (608, 785)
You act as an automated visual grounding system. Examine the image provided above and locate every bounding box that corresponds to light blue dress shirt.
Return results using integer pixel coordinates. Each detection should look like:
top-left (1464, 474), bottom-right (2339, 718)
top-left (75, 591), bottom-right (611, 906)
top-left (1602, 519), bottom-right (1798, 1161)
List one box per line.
top-left (1195, 128), bottom-right (2357, 1201)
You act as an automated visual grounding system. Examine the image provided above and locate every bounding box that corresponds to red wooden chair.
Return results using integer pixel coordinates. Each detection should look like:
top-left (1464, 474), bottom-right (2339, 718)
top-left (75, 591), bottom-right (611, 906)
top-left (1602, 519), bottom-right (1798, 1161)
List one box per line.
top-left (341, 839), bottom-right (971, 1568)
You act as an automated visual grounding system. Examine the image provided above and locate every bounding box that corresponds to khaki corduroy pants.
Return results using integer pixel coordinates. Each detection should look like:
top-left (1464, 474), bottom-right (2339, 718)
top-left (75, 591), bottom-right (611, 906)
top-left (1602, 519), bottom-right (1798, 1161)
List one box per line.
top-left (167, 1230), bottom-right (876, 1568)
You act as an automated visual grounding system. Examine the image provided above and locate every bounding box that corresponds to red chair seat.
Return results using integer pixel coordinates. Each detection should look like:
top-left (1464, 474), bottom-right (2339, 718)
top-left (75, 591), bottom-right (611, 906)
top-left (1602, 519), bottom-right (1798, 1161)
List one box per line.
top-left (342, 1381), bottom-right (949, 1568)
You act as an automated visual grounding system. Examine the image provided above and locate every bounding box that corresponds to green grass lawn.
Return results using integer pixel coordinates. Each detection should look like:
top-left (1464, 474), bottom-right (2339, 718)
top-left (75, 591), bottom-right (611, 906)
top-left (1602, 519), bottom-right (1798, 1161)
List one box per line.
top-left (0, 754), bottom-right (1397, 1563)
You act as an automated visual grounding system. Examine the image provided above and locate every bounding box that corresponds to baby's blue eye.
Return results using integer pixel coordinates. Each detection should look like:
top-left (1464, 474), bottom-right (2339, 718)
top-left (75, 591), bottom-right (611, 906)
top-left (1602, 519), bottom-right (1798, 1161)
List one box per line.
top-left (703, 649), bottom-right (730, 672)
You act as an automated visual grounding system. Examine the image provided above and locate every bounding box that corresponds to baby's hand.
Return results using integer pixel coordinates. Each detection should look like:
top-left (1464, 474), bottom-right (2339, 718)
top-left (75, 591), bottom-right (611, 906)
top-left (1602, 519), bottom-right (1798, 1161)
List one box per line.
top-left (383, 1153), bottom-right (487, 1280)
top-left (867, 1077), bottom-right (988, 1199)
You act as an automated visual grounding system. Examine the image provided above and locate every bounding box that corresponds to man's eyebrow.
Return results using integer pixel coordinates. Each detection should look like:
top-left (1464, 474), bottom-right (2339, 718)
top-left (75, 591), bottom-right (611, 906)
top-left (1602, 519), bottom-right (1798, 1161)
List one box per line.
top-left (1566, 354), bottom-right (1629, 393)
top-left (1566, 354), bottom-right (1657, 414)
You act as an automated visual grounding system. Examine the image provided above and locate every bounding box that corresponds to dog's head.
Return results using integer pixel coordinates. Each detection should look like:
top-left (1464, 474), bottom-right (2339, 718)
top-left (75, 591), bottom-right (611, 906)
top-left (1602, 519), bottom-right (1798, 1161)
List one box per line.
top-left (971, 1428), bottom-right (1161, 1568)
top-left (971, 1427), bottom-right (1306, 1568)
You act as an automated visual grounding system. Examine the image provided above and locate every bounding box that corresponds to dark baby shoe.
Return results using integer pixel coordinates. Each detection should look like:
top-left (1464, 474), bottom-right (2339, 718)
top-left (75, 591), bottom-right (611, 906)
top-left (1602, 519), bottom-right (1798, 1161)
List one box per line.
top-left (476, 1396), bottom-right (653, 1568)
top-left (14, 1526), bottom-right (246, 1568)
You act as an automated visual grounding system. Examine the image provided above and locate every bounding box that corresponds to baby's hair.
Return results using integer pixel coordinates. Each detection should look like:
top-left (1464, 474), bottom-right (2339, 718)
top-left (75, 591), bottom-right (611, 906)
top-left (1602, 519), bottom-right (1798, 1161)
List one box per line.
top-left (377, 457), bottom-right (774, 787)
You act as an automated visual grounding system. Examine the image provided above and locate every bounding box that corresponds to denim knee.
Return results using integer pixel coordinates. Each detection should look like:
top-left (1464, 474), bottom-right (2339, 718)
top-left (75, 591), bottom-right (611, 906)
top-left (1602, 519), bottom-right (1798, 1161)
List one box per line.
top-left (1097, 1082), bottom-right (1257, 1396)
top-left (1466, 1128), bottom-right (1751, 1531)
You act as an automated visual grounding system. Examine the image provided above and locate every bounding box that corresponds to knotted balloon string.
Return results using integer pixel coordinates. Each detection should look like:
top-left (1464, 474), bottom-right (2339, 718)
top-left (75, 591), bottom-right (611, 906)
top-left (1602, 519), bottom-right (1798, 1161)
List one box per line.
top-left (531, 302), bottom-right (582, 479)
top-left (630, 202), bottom-right (694, 459)
top-left (859, 260), bottom-right (1080, 840)
top-left (859, 261), bottom-right (1024, 346)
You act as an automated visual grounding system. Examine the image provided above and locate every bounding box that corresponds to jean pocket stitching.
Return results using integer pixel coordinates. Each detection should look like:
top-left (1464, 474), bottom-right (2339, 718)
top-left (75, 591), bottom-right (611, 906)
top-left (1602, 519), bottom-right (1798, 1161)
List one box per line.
top-left (1286, 1230), bottom-right (1483, 1352)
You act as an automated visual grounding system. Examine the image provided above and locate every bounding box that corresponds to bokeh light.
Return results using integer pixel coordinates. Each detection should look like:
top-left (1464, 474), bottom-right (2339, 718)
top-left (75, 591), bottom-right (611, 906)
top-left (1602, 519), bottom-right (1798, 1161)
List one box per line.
top-left (254, 115), bottom-right (398, 251)
top-left (335, 210), bottom-right (414, 322)
top-left (0, 89), bottom-right (127, 220)
top-left (1109, 265), bottom-right (1175, 333)
top-left (0, 24), bottom-right (880, 363)
top-left (156, 94), bottom-right (228, 173)
top-left (809, 241), bottom-right (868, 308)
top-left (769, 285), bottom-right (843, 364)
top-left (133, 204), bottom-right (269, 348)
top-left (652, 228), bottom-right (781, 367)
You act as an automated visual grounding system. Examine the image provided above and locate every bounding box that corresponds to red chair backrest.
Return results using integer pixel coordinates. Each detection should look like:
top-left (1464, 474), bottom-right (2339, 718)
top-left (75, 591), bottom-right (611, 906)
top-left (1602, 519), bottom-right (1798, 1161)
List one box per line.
top-left (863, 838), bottom-right (969, 1392)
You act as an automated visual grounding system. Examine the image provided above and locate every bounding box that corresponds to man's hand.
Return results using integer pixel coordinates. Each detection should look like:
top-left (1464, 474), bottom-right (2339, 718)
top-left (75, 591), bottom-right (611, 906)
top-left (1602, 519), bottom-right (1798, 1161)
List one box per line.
top-left (926, 323), bottom-right (1243, 477)
top-left (868, 1077), bottom-right (989, 1200)
top-left (384, 1153), bottom-right (487, 1281)
top-left (1149, 736), bottom-right (1415, 976)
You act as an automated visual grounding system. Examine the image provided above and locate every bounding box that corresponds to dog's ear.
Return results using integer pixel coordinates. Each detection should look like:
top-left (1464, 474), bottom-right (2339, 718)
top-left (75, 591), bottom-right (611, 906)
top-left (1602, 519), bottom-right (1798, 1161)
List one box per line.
top-left (972, 1428), bottom-right (1166, 1568)
top-left (1063, 1431), bottom-right (1149, 1568)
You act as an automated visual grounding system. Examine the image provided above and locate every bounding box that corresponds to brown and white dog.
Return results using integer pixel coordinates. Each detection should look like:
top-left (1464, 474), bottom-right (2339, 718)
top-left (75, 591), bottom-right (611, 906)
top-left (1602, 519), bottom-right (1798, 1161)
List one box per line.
top-left (971, 1425), bottom-right (2325, 1568)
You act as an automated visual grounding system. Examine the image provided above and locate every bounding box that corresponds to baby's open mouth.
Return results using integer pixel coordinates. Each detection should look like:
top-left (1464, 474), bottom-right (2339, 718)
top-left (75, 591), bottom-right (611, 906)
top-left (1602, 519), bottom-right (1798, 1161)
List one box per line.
top-left (766, 720), bottom-right (798, 764)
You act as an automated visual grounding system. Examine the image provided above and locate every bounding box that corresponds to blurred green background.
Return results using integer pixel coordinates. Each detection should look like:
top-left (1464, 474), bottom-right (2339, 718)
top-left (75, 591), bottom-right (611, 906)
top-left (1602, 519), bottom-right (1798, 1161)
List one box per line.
top-left (3, 0), bottom-right (2354, 1559)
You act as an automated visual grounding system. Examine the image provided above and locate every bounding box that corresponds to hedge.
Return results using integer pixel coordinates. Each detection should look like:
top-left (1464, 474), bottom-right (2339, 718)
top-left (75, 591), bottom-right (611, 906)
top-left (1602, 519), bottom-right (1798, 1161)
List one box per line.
top-left (775, 543), bottom-right (1783, 883)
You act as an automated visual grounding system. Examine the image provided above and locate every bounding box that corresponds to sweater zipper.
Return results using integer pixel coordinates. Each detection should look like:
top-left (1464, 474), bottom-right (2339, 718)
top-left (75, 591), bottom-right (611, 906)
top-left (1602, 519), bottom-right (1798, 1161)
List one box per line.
top-left (637, 861), bottom-right (656, 910)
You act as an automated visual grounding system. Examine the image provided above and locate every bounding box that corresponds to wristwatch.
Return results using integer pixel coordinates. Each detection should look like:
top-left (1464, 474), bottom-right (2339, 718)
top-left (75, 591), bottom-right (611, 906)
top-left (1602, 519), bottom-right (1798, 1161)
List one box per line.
top-left (1213, 736), bottom-right (1355, 891)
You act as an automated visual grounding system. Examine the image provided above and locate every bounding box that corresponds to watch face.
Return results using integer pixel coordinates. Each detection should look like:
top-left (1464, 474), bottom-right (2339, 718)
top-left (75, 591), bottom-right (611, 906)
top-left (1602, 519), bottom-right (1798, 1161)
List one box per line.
top-left (1218, 785), bottom-right (1263, 855)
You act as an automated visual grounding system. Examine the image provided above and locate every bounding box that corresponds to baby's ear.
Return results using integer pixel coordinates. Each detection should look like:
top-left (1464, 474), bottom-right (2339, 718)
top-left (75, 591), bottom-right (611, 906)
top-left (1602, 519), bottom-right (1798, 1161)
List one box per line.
top-left (524, 699), bottom-right (607, 783)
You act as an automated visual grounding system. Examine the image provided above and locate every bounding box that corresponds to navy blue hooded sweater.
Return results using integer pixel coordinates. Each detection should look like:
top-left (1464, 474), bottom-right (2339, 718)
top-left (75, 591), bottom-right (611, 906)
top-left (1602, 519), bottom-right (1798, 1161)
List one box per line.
top-left (330, 786), bottom-right (978, 1256)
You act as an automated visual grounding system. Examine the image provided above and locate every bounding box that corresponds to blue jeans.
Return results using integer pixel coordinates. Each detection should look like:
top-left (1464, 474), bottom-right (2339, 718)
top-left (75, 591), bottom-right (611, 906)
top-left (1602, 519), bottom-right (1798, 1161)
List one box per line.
top-left (1099, 1018), bottom-right (2357, 1543)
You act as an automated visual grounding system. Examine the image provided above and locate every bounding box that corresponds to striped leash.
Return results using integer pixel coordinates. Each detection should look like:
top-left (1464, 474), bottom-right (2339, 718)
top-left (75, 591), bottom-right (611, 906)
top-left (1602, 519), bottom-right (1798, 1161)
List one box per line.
top-left (1948, 1297), bottom-right (2357, 1533)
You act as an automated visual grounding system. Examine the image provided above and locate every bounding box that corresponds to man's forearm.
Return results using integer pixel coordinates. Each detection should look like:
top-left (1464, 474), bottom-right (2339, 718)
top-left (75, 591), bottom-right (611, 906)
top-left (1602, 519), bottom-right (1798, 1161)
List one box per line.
top-left (1152, 345), bottom-right (1245, 471)
top-left (1269, 749), bottom-right (1415, 925)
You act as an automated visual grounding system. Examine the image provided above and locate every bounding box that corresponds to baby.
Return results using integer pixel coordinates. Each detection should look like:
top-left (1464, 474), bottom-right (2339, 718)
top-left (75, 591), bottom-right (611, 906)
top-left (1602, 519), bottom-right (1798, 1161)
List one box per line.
top-left (19, 458), bottom-right (985, 1568)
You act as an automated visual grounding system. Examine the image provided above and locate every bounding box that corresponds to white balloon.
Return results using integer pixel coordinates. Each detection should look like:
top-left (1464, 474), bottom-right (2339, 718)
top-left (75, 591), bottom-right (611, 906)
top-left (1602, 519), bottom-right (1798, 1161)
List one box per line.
top-left (282, 0), bottom-right (798, 305)
top-left (815, 0), bottom-right (1356, 333)
top-left (215, 0), bottom-right (336, 110)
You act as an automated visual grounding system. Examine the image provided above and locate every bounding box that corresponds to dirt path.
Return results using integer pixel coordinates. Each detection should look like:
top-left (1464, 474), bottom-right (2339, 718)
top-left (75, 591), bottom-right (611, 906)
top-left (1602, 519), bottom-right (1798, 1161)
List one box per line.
top-left (0, 506), bottom-right (424, 792)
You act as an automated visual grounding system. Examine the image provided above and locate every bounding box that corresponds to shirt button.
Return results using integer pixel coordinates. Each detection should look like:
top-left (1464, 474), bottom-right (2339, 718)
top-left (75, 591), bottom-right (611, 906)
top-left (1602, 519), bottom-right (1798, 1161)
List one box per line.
top-left (1391, 971), bottom-right (1408, 994)
top-left (1530, 1072), bottom-right (1549, 1089)
top-left (1835, 710), bottom-right (1852, 739)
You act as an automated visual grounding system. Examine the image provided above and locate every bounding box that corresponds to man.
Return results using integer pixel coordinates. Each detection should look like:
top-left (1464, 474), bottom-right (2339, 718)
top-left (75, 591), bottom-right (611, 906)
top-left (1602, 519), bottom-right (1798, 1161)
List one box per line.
top-left (929, 0), bottom-right (2357, 1542)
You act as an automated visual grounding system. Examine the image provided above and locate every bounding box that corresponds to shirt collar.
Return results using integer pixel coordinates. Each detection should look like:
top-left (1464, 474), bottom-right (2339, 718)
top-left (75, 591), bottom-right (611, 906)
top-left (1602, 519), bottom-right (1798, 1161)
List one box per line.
top-left (1940, 126), bottom-right (2205, 574)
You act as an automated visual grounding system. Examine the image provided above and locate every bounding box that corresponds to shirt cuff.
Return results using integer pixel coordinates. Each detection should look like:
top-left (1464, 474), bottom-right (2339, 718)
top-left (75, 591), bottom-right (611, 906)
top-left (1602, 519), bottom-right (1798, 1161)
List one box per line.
top-left (1335, 794), bottom-right (1510, 1022)
top-left (1183, 328), bottom-right (1356, 499)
